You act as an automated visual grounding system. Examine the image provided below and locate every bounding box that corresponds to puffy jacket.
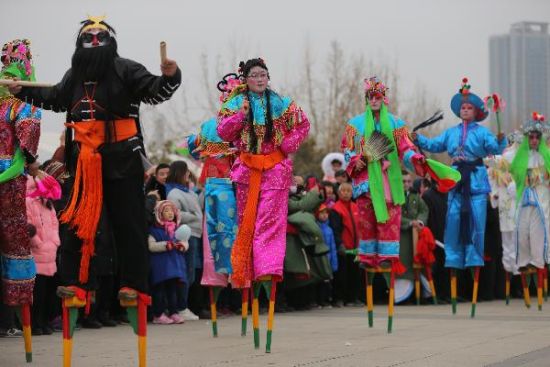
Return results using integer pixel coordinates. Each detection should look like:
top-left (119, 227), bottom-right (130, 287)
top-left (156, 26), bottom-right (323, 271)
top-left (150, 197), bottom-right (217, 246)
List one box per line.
top-left (26, 177), bottom-right (60, 276)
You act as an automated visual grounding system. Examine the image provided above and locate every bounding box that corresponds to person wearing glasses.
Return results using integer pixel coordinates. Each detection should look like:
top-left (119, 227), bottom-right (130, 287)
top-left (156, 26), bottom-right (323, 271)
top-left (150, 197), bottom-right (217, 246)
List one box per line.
top-left (217, 58), bottom-right (310, 352)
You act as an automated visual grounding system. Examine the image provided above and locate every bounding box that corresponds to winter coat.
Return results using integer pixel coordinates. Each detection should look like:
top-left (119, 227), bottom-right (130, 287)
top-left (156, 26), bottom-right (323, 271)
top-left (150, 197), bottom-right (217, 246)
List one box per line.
top-left (26, 177), bottom-right (60, 276)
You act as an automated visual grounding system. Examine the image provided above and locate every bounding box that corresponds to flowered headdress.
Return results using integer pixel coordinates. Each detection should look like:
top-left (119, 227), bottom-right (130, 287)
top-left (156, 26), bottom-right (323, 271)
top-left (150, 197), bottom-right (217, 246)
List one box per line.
top-left (364, 76), bottom-right (389, 105)
top-left (522, 112), bottom-right (549, 136)
top-left (1, 39), bottom-right (35, 82)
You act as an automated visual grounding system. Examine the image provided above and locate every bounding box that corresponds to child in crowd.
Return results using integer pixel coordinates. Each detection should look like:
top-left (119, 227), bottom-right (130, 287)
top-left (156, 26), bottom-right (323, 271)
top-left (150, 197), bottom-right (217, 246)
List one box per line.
top-left (26, 174), bottom-right (61, 335)
top-left (316, 204), bottom-right (338, 306)
top-left (329, 182), bottom-right (361, 307)
top-left (148, 200), bottom-right (190, 325)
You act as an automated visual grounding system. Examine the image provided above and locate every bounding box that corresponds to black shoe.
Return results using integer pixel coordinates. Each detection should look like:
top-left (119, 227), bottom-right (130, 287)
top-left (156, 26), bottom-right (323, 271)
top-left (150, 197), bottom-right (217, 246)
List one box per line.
top-left (31, 327), bottom-right (43, 336)
top-left (82, 319), bottom-right (102, 329)
top-left (116, 314), bottom-right (129, 324)
top-left (42, 326), bottom-right (53, 335)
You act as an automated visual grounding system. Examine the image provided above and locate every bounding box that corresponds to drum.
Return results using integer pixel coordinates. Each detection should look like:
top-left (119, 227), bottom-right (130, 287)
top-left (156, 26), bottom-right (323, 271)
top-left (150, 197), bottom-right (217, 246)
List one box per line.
top-left (394, 279), bottom-right (414, 304)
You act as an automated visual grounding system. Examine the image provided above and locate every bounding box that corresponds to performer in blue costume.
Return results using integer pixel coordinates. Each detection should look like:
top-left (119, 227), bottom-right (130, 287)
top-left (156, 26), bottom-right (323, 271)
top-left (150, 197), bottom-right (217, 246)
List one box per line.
top-left (413, 78), bottom-right (507, 316)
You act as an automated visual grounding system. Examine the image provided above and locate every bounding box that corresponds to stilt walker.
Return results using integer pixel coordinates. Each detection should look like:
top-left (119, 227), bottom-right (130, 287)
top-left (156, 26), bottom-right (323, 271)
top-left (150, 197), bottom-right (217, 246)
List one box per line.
top-left (341, 77), bottom-right (427, 332)
top-left (217, 58), bottom-right (310, 352)
top-left (0, 38), bottom-right (41, 363)
top-left (183, 74), bottom-right (241, 337)
top-left (413, 78), bottom-right (507, 316)
top-left (487, 151), bottom-right (517, 306)
top-left (10, 17), bottom-right (181, 366)
top-left (504, 112), bottom-right (550, 312)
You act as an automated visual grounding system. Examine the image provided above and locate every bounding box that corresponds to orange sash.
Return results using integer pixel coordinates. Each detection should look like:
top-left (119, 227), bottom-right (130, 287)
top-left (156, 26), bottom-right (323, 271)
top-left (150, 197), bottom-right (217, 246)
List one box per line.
top-left (231, 149), bottom-right (285, 288)
top-left (60, 119), bottom-right (138, 284)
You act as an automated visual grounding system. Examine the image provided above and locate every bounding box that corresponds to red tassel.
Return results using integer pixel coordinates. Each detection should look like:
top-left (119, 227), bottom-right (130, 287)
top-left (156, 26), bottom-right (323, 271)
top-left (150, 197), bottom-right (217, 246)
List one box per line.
top-left (392, 260), bottom-right (407, 275)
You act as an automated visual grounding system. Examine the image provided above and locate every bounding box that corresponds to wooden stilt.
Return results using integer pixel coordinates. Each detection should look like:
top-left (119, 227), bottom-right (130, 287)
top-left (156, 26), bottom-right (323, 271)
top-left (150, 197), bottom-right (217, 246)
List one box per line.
top-left (388, 270), bottom-right (395, 334)
top-left (241, 288), bottom-right (249, 336)
top-left (424, 265), bottom-right (438, 305)
top-left (471, 267), bottom-right (480, 318)
top-left (450, 269), bottom-right (457, 314)
top-left (414, 267), bottom-right (421, 306)
top-left (265, 278), bottom-right (277, 353)
top-left (209, 287), bottom-right (218, 337)
top-left (520, 272), bottom-right (531, 309)
top-left (505, 272), bottom-right (511, 305)
top-left (537, 268), bottom-right (543, 311)
top-left (365, 270), bottom-right (374, 327)
top-left (252, 283), bottom-right (261, 349)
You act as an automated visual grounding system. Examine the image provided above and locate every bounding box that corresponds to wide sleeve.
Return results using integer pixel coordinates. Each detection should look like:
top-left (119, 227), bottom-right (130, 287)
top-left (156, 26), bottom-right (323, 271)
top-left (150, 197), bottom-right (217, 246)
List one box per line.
top-left (121, 58), bottom-right (181, 105)
top-left (217, 110), bottom-right (246, 142)
top-left (341, 124), bottom-right (363, 178)
top-left (415, 129), bottom-right (449, 154)
top-left (14, 102), bottom-right (41, 162)
top-left (280, 107), bottom-right (310, 155)
top-left (393, 119), bottom-right (421, 172)
top-left (17, 69), bottom-right (72, 112)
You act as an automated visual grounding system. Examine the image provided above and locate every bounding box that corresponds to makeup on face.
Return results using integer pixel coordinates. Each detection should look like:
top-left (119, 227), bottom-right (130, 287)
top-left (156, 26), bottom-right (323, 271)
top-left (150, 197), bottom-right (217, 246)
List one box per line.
top-left (81, 29), bottom-right (111, 48)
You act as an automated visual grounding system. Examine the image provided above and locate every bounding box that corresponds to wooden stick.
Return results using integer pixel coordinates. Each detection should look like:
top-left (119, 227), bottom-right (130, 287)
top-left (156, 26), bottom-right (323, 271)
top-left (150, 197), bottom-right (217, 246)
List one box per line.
top-left (209, 287), bottom-right (218, 337)
top-left (241, 288), bottom-right (249, 337)
top-left (521, 272), bottom-right (531, 309)
top-left (451, 269), bottom-right (457, 314)
top-left (265, 278), bottom-right (277, 353)
top-left (160, 42), bottom-right (167, 64)
top-left (21, 304), bottom-right (32, 363)
top-left (425, 265), bottom-right (438, 305)
top-left (387, 270), bottom-right (395, 333)
top-left (0, 79), bottom-right (52, 87)
top-left (505, 272), bottom-right (511, 305)
top-left (537, 269), bottom-right (543, 311)
top-left (471, 267), bottom-right (480, 318)
top-left (252, 283), bottom-right (260, 349)
top-left (365, 269), bottom-right (374, 327)
top-left (544, 267), bottom-right (548, 302)
top-left (414, 268), bottom-right (421, 305)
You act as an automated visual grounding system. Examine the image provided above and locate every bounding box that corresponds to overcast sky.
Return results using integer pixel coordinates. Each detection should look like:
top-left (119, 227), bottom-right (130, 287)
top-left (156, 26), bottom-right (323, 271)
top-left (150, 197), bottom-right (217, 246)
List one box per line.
top-left (2, 0), bottom-right (549, 147)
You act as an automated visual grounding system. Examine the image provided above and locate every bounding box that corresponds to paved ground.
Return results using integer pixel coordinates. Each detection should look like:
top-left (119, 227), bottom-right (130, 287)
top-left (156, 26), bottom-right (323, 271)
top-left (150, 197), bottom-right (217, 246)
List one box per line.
top-left (2, 299), bottom-right (550, 367)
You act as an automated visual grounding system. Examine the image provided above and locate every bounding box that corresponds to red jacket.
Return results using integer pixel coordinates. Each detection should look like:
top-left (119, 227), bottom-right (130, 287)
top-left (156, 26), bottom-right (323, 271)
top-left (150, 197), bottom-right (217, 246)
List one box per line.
top-left (331, 199), bottom-right (359, 250)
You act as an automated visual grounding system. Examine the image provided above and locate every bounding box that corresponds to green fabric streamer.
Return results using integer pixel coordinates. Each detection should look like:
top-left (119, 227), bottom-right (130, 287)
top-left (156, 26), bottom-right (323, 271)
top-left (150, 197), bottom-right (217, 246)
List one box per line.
top-left (364, 104), bottom-right (404, 223)
top-left (510, 139), bottom-right (550, 204)
top-left (0, 147), bottom-right (25, 184)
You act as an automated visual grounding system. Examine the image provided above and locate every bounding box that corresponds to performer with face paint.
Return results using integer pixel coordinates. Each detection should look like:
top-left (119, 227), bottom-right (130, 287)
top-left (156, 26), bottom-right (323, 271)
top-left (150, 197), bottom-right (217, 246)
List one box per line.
top-left (504, 113), bottom-right (550, 311)
top-left (0, 38), bottom-right (41, 363)
top-left (413, 78), bottom-right (507, 317)
top-left (217, 58), bottom-right (310, 352)
top-left (9, 16), bottom-right (181, 367)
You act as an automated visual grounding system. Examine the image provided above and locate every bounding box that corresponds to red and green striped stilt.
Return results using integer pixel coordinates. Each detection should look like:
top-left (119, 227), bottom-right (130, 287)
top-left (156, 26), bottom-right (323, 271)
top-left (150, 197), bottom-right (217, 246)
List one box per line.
top-left (120, 288), bottom-right (151, 367)
top-left (505, 272), bottom-right (511, 305)
top-left (208, 287), bottom-right (221, 337)
top-left (536, 268), bottom-right (543, 311)
top-left (252, 282), bottom-right (261, 349)
top-left (470, 267), bottom-right (480, 318)
top-left (414, 266), bottom-right (421, 306)
top-left (16, 304), bottom-right (32, 363)
top-left (365, 269), bottom-right (374, 327)
top-left (58, 286), bottom-right (87, 367)
top-left (241, 288), bottom-right (249, 336)
top-left (265, 278), bottom-right (277, 353)
top-left (424, 265), bottom-right (438, 304)
top-left (520, 271), bottom-right (531, 309)
top-left (450, 269), bottom-right (457, 314)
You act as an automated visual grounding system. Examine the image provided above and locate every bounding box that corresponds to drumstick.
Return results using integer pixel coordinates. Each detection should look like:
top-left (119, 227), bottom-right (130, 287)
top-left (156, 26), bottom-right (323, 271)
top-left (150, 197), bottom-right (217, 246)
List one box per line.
top-left (160, 41), bottom-right (167, 64)
top-left (0, 79), bottom-right (52, 87)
